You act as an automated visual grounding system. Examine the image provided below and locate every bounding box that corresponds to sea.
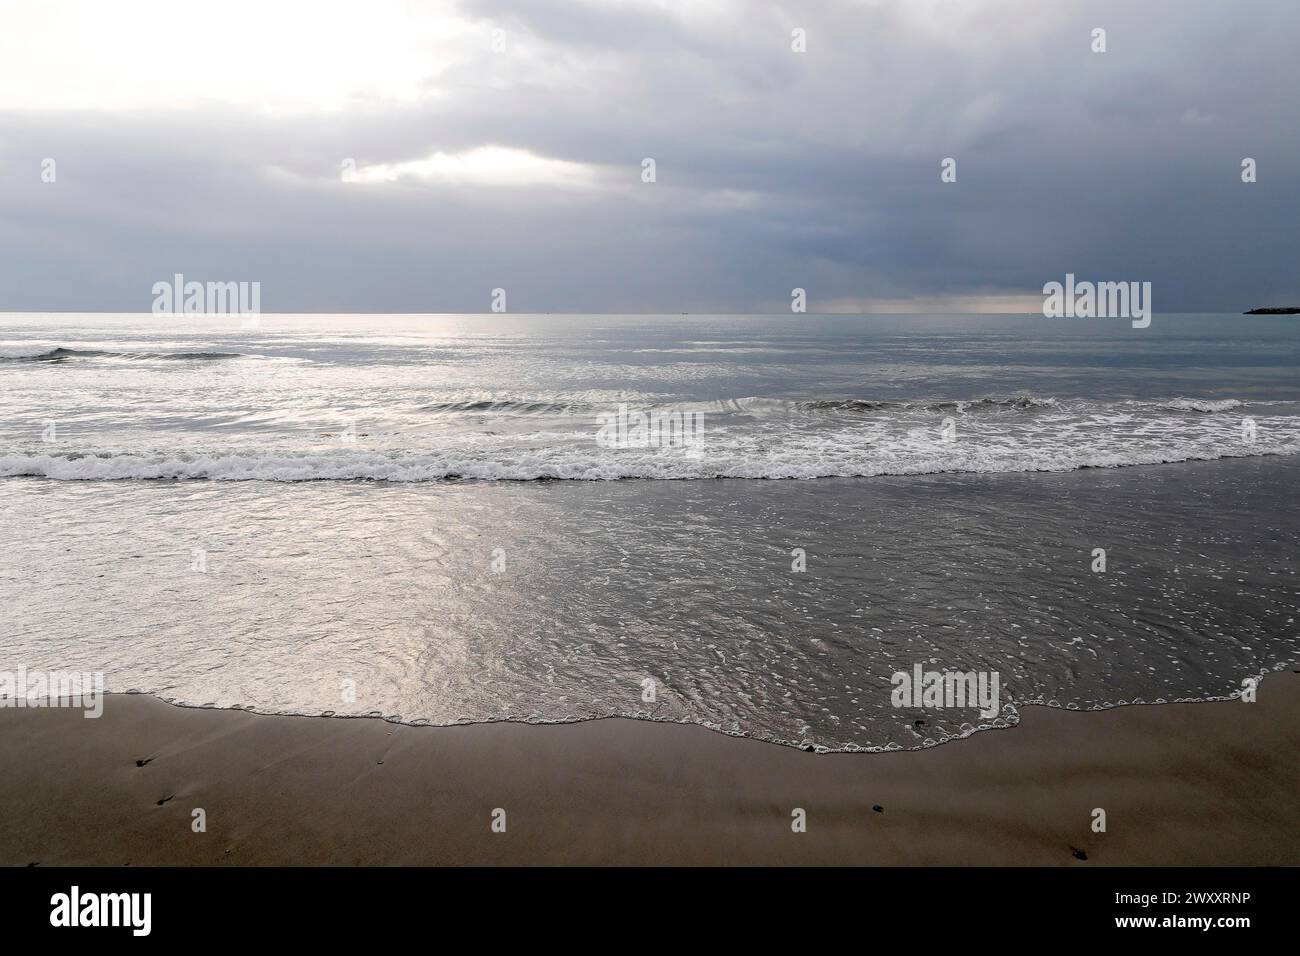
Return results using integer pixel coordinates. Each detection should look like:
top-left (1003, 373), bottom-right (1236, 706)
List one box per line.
top-left (2, 312), bottom-right (1297, 750)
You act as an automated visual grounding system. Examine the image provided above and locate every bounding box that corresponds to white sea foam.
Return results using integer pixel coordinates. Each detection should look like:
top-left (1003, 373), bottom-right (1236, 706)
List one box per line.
top-left (3, 432), bottom-right (1296, 481)
top-left (1151, 397), bottom-right (1247, 413)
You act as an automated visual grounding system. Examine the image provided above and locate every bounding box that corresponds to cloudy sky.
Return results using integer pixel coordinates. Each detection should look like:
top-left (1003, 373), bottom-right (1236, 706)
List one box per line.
top-left (0, 0), bottom-right (1296, 313)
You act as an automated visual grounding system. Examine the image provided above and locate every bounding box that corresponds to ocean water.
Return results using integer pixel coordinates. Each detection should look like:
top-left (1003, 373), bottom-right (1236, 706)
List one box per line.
top-left (2, 312), bottom-right (1298, 750)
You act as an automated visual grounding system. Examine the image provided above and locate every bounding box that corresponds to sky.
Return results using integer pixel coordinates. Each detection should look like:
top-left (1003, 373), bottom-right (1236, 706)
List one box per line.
top-left (0, 0), bottom-right (1296, 314)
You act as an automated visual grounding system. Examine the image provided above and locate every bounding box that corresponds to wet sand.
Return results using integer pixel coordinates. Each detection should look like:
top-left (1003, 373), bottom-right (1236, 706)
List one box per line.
top-left (1, 671), bottom-right (1296, 866)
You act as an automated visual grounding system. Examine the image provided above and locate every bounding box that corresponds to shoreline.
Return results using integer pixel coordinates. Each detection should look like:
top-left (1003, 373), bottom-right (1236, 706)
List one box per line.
top-left (2, 672), bottom-right (1297, 866)
top-left (15, 662), bottom-right (1291, 753)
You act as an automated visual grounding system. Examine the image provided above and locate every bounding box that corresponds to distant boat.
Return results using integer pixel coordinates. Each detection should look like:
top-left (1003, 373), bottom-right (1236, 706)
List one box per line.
top-left (1244, 307), bottom-right (1300, 314)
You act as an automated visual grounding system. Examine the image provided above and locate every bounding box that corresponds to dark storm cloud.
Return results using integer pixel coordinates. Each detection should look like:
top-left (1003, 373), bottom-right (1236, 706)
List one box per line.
top-left (0, 0), bottom-right (1296, 313)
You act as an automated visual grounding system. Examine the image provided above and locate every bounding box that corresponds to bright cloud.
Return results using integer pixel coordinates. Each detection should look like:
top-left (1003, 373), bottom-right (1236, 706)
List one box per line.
top-left (350, 146), bottom-right (603, 188)
top-left (0, 0), bottom-right (473, 111)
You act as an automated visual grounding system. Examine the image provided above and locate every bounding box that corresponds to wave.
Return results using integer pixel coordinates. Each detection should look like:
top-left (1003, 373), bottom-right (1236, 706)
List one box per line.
top-left (382, 393), bottom-right (1256, 419)
top-left (1147, 398), bottom-right (1246, 413)
top-left (406, 393), bottom-right (1251, 419)
top-left (419, 399), bottom-right (589, 415)
top-left (922, 395), bottom-right (1060, 411)
top-left (737, 395), bottom-right (1257, 417)
top-left (800, 395), bottom-right (1060, 413)
top-left (410, 394), bottom-right (1067, 418)
top-left (0, 346), bottom-right (242, 362)
top-left (2, 440), bottom-right (1295, 481)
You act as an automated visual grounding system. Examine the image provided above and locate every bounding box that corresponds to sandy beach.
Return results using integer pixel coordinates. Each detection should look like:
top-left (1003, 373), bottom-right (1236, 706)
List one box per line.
top-left (2, 671), bottom-right (1296, 866)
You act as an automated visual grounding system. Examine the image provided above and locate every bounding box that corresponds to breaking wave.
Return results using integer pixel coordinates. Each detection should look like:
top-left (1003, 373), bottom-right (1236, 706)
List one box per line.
top-left (3, 440), bottom-right (1295, 482)
top-left (799, 395), bottom-right (1061, 413)
top-left (1148, 398), bottom-right (1247, 413)
top-left (419, 399), bottom-right (590, 415)
top-left (0, 346), bottom-right (242, 362)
